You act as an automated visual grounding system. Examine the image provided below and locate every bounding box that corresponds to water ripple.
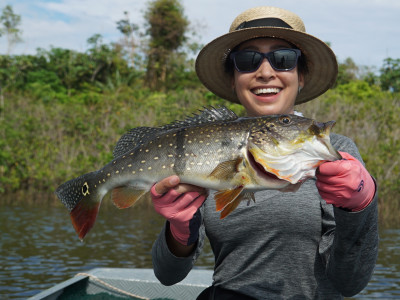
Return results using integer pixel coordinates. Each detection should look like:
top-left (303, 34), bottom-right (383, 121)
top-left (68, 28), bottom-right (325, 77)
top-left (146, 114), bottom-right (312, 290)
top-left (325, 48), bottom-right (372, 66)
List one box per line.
top-left (0, 205), bottom-right (398, 299)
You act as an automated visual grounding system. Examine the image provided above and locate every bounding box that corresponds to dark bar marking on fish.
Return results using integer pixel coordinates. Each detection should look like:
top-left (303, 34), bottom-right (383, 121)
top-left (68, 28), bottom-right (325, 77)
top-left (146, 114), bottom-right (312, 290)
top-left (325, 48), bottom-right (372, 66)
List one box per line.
top-left (173, 128), bottom-right (187, 175)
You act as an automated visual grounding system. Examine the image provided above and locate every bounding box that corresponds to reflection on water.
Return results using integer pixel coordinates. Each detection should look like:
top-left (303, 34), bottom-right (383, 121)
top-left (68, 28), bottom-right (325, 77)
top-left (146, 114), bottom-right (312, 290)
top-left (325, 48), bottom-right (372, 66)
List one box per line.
top-left (0, 204), bottom-right (399, 299)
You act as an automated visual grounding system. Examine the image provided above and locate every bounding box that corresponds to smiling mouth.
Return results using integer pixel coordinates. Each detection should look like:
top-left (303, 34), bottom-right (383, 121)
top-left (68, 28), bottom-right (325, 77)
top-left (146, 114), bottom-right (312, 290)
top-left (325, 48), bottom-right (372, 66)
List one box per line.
top-left (252, 87), bottom-right (282, 96)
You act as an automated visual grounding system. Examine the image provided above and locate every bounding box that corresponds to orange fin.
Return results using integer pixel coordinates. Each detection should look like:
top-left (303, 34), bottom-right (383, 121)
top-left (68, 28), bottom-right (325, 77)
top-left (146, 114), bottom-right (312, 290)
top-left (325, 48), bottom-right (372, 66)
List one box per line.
top-left (112, 186), bottom-right (147, 209)
top-left (70, 200), bottom-right (101, 241)
top-left (208, 158), bottom-right (243, 180)
top-left (219, 196), bottom-right (242, 219)
top-left (214, 185), bottom-right (244, 212)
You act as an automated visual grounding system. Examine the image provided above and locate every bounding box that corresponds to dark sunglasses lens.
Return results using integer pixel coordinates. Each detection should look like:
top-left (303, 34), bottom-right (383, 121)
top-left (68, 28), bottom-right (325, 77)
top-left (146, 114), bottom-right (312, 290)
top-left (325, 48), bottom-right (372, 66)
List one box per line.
top-left (270, 50), bottom-right (298, 70)
top-left (234, 51), bottom-right (263, 72)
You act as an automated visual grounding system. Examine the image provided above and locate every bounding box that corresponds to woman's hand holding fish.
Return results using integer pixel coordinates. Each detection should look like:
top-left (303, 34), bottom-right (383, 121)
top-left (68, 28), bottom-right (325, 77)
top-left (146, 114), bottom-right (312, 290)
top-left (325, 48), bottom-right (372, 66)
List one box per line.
top-left (151, 176), bottom-right (207, 247)
top-left (316, 152), bottom-right (376, 212)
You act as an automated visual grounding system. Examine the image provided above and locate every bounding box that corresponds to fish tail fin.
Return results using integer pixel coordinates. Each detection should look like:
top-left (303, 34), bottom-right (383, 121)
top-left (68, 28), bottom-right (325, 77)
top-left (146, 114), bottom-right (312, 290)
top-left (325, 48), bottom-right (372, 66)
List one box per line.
top-left (56, 171), bottom-right (102, 240)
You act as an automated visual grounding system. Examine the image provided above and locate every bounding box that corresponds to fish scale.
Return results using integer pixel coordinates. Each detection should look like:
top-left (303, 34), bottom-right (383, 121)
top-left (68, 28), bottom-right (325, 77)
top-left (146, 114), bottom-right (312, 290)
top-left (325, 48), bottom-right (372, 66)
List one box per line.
top-left (56, 106), bottom-right (341, 240)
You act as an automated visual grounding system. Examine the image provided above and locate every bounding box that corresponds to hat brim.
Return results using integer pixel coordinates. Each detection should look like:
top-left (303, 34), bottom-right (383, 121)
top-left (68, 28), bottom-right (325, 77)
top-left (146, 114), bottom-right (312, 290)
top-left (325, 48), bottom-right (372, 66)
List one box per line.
top-left (195, 27), bottom-right (338, 105)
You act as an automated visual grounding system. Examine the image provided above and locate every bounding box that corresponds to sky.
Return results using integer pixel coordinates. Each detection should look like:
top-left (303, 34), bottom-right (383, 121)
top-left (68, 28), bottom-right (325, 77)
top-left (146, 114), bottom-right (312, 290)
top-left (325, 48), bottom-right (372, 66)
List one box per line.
top-left (0, 0), bottom-right (399, 69)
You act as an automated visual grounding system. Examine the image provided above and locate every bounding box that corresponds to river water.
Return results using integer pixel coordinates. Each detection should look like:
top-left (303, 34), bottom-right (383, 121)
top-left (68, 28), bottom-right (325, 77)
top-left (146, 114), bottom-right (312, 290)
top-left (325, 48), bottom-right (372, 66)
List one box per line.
top-left (1, 204), bottom-right (399, 299)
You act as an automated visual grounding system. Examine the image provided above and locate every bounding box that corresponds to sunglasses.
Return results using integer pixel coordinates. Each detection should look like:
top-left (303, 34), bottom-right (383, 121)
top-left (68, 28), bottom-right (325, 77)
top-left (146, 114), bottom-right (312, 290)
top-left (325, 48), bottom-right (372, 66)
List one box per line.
top-left (230, 48), bottom-right (301, 73)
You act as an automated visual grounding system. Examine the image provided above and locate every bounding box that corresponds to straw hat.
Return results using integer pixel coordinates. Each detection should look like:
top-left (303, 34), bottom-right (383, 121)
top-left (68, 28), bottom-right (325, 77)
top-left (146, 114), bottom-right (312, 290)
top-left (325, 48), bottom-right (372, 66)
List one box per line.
top-left (195, 6), bottom-right (338, 105)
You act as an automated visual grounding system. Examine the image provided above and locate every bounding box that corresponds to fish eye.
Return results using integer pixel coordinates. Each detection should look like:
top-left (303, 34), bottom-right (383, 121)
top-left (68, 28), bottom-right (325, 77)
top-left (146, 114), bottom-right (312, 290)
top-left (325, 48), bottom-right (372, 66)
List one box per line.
top-left (279, 116), bottom-right (291, 124)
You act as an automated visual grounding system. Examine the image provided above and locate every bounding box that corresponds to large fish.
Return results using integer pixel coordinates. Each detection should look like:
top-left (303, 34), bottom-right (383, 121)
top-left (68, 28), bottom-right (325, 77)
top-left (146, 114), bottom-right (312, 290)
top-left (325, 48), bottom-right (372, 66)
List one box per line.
top-left (56, 107), bottom-right (341, 240)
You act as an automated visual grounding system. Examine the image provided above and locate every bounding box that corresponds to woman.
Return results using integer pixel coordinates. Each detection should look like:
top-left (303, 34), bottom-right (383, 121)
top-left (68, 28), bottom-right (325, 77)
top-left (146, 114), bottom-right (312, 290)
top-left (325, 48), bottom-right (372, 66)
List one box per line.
top-left (151, 6), bottom-right (378, 299)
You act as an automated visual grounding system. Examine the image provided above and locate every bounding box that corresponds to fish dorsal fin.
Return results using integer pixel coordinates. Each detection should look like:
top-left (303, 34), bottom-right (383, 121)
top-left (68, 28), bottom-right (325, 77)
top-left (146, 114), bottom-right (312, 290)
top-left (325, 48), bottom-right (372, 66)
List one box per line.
top-left (113, 127), bottom-right (163, 158)
top-left (113, 106), bottom-right (238, 158)
top-left (161, 106), bottom-right (238, 131)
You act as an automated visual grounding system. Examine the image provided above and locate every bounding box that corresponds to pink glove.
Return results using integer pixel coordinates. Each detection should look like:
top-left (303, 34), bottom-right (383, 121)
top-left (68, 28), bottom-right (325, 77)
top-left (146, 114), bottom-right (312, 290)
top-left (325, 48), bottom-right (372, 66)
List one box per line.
top-left (316, 151), bottom-right (375, 212)
top-left (151, 185), bottom-right (206, 246)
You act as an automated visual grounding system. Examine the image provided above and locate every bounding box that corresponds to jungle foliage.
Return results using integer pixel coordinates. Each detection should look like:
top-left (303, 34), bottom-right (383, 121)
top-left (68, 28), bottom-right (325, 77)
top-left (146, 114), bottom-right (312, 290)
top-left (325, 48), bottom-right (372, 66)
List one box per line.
top-left (0, 2), bottom-right (399, 226)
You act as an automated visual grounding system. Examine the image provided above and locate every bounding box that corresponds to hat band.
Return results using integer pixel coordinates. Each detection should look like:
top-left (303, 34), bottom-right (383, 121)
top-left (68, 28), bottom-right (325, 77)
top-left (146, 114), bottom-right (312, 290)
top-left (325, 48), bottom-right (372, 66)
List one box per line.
top-left (235, 18), bottom-right (292, 31)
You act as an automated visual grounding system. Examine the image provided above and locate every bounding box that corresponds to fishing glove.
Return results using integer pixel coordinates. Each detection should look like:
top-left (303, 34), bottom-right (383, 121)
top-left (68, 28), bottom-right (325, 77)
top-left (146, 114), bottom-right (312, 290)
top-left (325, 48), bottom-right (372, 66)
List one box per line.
top-left (316, 151), bottom-right (376, 212)
top-left (151, 185), bottom-right (206, 246)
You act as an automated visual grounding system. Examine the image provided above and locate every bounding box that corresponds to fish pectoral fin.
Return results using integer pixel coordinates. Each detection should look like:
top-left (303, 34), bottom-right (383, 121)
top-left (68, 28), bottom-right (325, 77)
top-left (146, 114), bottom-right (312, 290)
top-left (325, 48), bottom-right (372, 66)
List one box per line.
top-left (214, 185), bottom-right (244, 216)
top-left (112, 186), bottom-right (148, 209)
top-left (208, 158), bottom-right (243, 181)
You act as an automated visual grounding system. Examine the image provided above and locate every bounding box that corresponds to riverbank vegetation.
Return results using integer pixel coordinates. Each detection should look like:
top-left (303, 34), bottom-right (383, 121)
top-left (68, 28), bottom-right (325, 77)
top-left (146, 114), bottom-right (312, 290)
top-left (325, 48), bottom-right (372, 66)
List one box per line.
top-left (0, 2), bottom-right (399, 226)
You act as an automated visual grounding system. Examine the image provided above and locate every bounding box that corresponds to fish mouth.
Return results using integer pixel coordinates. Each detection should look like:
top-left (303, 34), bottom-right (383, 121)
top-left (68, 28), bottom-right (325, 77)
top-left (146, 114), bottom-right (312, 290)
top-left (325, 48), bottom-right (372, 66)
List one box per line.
top-left (247, 150), bottom-right (289, 184)
top-left (310, 120), bottom-right (342, 161)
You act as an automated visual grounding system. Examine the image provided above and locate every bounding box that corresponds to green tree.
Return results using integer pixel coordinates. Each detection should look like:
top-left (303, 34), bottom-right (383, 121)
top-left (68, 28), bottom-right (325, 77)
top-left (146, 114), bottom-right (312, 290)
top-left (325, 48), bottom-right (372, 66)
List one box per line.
top-left (380, 58), bottom-right (400, 92)
top-left (144, 0), bottom-right (188, 89)
top-left (335, 57), bottom-right (359, 86)
top-left (0, 5), bottom-right (22, 54)
top-left (116, 11), bottom-right (139, 66)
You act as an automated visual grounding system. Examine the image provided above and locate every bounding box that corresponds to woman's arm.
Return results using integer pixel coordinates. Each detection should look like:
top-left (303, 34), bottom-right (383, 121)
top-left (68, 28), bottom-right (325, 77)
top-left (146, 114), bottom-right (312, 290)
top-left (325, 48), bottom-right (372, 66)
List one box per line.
top-left (151, 175), bottom-right (207, 285)
top-left (318, 135), bottom-right (379, 296)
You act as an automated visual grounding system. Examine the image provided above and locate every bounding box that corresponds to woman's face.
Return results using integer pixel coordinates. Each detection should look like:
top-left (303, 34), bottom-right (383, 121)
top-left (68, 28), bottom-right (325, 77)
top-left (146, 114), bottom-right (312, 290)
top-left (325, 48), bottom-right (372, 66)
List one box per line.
top-left (233, 38), bottom-right (304, 117)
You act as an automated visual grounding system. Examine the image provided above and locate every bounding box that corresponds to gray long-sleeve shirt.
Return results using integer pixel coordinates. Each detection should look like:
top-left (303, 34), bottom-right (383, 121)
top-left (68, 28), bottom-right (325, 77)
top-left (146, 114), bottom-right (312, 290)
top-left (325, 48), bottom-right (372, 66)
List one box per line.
top-left (152, 133), bottom-right (379, 299)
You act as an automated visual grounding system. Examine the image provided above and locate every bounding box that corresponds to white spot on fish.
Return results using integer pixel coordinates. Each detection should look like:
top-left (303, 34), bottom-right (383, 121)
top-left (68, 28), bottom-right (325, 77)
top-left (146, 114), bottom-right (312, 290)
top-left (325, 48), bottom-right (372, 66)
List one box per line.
top-left (154, 157), bottom-right (159, 160)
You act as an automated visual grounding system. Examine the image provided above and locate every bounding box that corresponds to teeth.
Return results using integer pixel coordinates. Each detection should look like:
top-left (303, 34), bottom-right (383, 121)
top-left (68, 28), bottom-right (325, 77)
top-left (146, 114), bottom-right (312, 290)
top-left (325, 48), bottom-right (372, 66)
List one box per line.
top-left (253, 88), bottom-right (281, 95)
